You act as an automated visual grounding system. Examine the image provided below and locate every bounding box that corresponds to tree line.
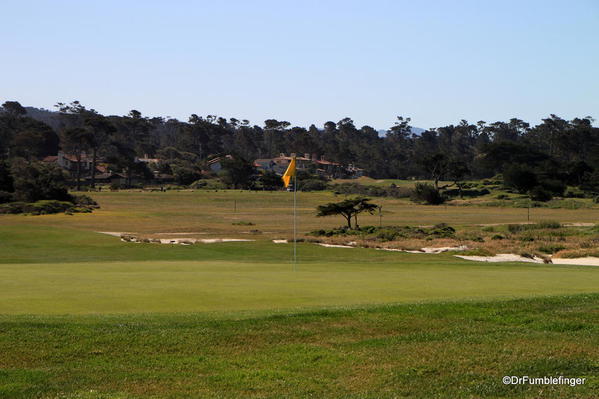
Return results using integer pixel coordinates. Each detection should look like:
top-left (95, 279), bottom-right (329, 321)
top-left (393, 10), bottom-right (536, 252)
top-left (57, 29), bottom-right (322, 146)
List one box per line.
top-left (1, 100), bottom-right (598, 198)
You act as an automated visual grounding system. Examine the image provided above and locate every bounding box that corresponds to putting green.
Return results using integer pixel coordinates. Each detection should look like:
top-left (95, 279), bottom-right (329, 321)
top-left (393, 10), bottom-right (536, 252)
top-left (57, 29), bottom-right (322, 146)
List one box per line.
top-left (2, 247), bottom-right (599, 314)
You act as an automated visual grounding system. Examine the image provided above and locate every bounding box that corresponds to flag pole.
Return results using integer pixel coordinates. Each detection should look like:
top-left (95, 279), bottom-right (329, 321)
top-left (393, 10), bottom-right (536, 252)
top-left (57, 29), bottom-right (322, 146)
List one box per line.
top-left (293, 173), bottom-right (297, 271)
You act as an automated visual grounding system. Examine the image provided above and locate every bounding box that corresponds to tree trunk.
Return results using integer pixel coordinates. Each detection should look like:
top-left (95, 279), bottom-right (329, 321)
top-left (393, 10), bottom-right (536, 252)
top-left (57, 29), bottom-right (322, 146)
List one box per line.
top-left (345, 214), bottom-right (352, 229)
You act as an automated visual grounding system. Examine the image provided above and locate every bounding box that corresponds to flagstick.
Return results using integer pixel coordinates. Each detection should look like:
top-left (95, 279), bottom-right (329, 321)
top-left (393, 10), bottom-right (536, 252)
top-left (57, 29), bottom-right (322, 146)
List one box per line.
top-left (293, 174), bottom-right (297, 271)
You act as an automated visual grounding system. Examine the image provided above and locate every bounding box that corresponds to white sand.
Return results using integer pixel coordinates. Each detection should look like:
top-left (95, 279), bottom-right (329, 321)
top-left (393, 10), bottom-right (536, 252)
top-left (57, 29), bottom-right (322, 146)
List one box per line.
top-left (98, 231), bottom-right (130, 237)
top-left (456, 253), bottom-right (599, 267)
top-left (273, 239), bottom-right (288, 244)
top-left (455, 254), bottom-right (544, 264)
top-left (420, 245), bottom-right (469, 254)
top-left (551, 257), bottom-right (599, 266)
top-left (317, 243), bottom-right (354, 248)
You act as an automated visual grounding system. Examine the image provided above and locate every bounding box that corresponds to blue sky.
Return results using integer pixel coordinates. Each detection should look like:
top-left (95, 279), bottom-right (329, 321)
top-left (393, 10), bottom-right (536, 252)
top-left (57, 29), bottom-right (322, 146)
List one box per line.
top-left (1, 0), bottom-right (597, 129)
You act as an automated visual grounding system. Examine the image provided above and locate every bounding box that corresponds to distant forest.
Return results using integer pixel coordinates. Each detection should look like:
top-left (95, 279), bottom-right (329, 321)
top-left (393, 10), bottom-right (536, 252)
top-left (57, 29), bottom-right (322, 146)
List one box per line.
top-left (1, 100), bottom-right (598, 195)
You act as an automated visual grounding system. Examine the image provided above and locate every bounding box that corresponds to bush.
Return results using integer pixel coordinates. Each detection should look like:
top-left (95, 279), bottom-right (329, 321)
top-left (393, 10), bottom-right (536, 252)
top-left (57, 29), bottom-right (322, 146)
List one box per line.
top-left (0, 200), bottom-right (76, 215)
top-left (71, 194), bottom-right (99, 208)
top-left (0, 201), bottom-right (27, 214)
top-left (232, 221), bottom-right (255, 226)
top-left (411, 183), bottom-right (445, 205)
top-left (188, 180), bottom-right (207, 189)
top-left (491, 234), bottom-right (505, 240)
top-left (537, 220), bottom-right (561, 229)
top-left (530, 186), bottom-right (553, 202)
top-left (300, 179), bottom-right (328, 191)
top-left (503, 165), bottom-right (538, 193)
top-left (538, 244), bottom-right (566, 254)
top-left (27, 200), bottom-right (75, 214)
top-left (540, 179), bottom-right (566, 196)
top-left (564, 189), bottom-right (585, 198)
top-left (10, 159), bottom-right (71, 202)
top-left (0, 191), bottom-right (13, 204)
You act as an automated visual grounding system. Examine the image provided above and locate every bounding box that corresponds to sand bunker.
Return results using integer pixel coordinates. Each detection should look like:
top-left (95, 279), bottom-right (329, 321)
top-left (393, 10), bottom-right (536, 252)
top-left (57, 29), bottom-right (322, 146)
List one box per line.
top-left (273, 239), bottom-right (288, 244)
top-left (455, 254), bottom-right (599, 267)
top-left (456, 254), bottom-right (544, 264)
top-left (98, 231), bottom-right (130, 237)
top-left (97, 232), bottom-right (254, 245)
top-left (317, 243), bottom-right (354, 248)
top-left (375, 245), bottom-right (468, 254)
top-left (551, 257), bottom-right (599, 266)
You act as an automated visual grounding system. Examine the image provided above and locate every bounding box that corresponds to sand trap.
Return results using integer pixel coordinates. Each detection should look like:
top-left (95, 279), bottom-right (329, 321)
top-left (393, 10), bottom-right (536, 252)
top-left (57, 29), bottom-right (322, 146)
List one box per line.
top-left (551, 257), bottom-right (599, 266)
top-left (375, 245), bottom-right (468, 254)
top-left (456, 253), bottom-right (599, 267)
top-left (273, 239), bottom-right (288, 244)
top-left (317, 243), bottom-right (354, 248)
top-left (455, 254), bottom-right (544, 264)
top-left (199, 238), bottom-right (255, 243)
top-left (154, 232), bottom-right (209, 235)
top-left (421, 245), bottom-right (468, 254)
top-left (98, 231), bottom-right (130, 237)
top-left (564, 223), bottom-right (596, 227)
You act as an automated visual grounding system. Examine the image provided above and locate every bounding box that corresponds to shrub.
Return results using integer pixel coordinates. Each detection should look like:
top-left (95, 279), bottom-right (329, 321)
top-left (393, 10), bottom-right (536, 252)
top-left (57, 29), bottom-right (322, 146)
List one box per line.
top-left (537, 220), bottom-right (561, 229)
top-left (0, 191), bottom-right (13, 204)
top-left (491, 234), bottom-right (505, 240)
top-left (300, 179), bottom-right (328, 191)
top-left (189, 180), bottom-right (207, 189)
top-left (10, 159), bottom-right (71, 202)
top-left (411, 183), bottom-right (445, 205)
top-left (0, 201), bottom-right (27, 214)
top-left (495, 194), bottom-right (509, 200)
top-left (503, 165), bottom-right (538, 193)
top-left (530, 186), bottom-right (553, 202)
top-left (540, 179), bottom-right (566, 196)
top-left (71, 194), bottom-right (99, 208)
top-left (232, 221), bottom-right (255, 226)
top-left (538, 244), bottom-right (566, 254)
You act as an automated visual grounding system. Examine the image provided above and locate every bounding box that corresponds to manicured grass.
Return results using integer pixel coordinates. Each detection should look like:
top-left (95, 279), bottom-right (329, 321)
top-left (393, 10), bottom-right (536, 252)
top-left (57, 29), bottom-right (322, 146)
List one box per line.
top-left (1, 225), bottom-right (599, 315)
top-left (1, 295), bottom-right (597, 398)
top-left (1, 191), bottom-right (599, 398)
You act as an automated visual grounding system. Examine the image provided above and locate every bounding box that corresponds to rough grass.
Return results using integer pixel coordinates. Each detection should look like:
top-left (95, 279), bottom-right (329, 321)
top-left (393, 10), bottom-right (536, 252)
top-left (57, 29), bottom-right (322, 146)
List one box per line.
top-left (2, 190), bottom-right (599, 240)
top-left (0, 295), bottom-right (597, 398)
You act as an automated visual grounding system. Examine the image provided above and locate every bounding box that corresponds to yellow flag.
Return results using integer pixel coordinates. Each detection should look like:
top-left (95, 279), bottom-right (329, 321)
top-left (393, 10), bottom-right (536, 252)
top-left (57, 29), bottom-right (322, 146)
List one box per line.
top-left (281, 157), bottom-right (296, 188)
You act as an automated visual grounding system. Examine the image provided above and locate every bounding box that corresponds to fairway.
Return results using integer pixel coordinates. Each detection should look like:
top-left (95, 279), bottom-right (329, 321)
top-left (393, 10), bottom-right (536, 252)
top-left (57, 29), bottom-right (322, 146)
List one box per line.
top-left (2, 191), bottom-right (599, 398)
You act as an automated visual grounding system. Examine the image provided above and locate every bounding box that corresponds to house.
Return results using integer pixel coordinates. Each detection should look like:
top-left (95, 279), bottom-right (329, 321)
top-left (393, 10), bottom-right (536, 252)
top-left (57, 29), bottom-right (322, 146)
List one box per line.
top-left (43, 151), bottom-right (93, 174)
top-left (207, 155), bottom-right (233, 173)
top-left (254, 153), bottom-right (350, 178)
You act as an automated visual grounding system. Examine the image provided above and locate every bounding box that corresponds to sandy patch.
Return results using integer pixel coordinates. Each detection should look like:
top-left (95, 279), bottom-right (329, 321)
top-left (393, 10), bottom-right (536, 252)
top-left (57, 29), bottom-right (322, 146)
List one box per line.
top-left (375, 245), bottom-right (468, 254)
top-left (456, 253), bottom-right (599, 267)
top-left (564, 222), bottom-right (596, 227)
top-left (154, 232), bottom-right (209, 235)
top-left (455, 253), bottom-right (544, 264)
top-left (551, 257), bottom-right (599, 266)
top-left (98, 231), bottom-right (130, 237)
top-left (273, 239), bottom-right (288, 244)
top-left (199, 238), bottom-right (255, 243)
top-left (317, 243), bottom-right (354, 249)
